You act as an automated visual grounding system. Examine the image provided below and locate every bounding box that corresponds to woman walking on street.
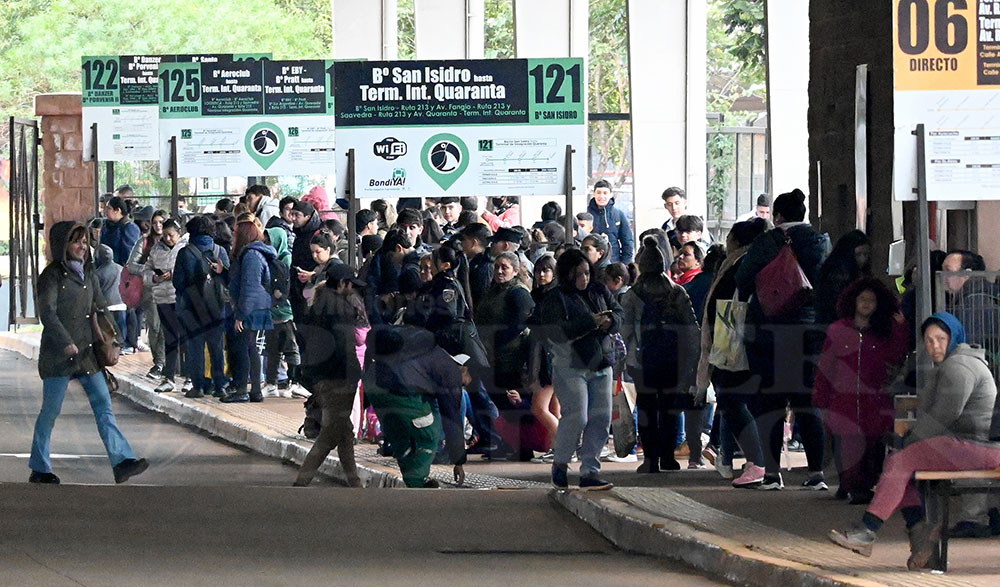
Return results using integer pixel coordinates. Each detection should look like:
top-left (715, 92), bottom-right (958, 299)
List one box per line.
top-left (30, 221), bottom-right (147, 485)
top-left (540, 248), bottom-right (623, 490)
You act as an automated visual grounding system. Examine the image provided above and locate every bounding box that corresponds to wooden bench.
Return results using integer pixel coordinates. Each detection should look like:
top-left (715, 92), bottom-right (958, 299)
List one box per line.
top-left (913, 468), bottom-right (1000, 572)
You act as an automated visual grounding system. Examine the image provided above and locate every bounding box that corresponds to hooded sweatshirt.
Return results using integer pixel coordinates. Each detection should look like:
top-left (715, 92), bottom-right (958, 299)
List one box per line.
top-left (94, 244), bottom-right (124, 308)
top-left (910, 312), bottom-right (998, 445)
top-left (266, 227), bottom-right (294, 323)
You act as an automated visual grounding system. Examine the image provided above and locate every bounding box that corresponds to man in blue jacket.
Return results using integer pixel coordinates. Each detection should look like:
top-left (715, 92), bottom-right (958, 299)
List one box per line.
top-left (587, 179), bottom-right (634, 263)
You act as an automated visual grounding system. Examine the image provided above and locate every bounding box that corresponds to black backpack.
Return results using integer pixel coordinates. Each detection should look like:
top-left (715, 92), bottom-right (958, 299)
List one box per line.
top-left (265, 254), bottom-right (291, 308)
top-left (188, 245), bottom-right (228, 323)
top-left (637, 290), bottom-right (690, 390)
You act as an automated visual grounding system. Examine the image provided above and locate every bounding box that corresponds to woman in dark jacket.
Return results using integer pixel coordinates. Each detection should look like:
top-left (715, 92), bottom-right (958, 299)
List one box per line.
top-left (815, 230), bottom-right (872, 326)
top-left (222, 220), bottom-right (276, 403)
top-left (734, 188), bottom-right (829, 491)
top-left (527, 254), bottom-right (560, 458)
top-left (540, 248), bottom-right (623, 490)
top-left (475, 251), bottom-right (536, 460)
top-left (173, 215), bottom-right (230, 398)
top-left (696, 219), bottom-right (768, 486)
top-left (294, 263), bottom-right (367, 487)
top-left (621, 236), bottom-right (701, 473)
top-left (30, 221), bottom-right (147, 485)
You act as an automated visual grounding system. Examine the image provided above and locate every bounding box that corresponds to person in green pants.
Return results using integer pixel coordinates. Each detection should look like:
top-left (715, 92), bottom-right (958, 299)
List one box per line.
top-left (364, 325), bottom-right (466, 488)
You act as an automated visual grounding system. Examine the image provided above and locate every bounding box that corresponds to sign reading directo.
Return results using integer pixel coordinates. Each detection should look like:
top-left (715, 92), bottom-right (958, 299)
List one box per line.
top-left (893, 0), bottom-right (1000, 200)
top-left (335, 58), bottom-right (586, 199)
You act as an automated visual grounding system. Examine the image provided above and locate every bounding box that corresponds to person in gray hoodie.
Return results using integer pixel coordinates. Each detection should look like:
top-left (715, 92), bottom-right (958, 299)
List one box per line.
top-left (829, 312), bottom-right (1000, 570)
top-left (94, 244), bottom-right (125, 343)
top-left (143, 219), bottom-right (189, 394)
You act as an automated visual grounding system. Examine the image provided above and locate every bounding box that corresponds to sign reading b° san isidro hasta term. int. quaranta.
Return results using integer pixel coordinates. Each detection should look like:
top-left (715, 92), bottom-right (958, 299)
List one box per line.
top-left (334, 58), bottom-right (586, 198)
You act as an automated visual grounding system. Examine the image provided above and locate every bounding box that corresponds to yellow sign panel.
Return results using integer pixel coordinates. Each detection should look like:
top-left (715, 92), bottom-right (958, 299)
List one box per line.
top-left (892, 0), bottom-right (1000, 91)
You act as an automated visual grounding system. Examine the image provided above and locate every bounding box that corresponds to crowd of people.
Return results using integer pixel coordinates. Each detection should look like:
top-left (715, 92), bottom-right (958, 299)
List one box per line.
top-left (29, 179), bottom-right (1000, 568)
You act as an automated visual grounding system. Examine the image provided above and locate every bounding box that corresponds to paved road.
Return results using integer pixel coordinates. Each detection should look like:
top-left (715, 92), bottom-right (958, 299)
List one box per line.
top-left (0, 350), bottom-right (724, 585)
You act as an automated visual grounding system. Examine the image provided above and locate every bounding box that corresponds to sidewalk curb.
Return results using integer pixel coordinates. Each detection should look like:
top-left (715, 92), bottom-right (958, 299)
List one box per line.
top-left (551, 490), bottom-right (885, 587)
top-left (0, 333), bottom-right (407, 489)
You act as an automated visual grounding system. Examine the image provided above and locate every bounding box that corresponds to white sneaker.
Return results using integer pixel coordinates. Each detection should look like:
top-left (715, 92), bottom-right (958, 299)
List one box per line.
top-left (181, 379), bottom-right (193, 393)
top-left (687, 462), bottom-right (707, 470)
top-left (604, 453), bottom-right (638, 463)
top-left (154, 379), bottom-right (175, 394)
top-left (715, 461), bottom-right (734, 479)
top-left (261, 384), bottom-right (279, 398)
top-left (530, 450), bottom-right (555, 464)
top-left (599, 445), bottom-right (612, 459)
top-left (289, 384), bottom-right (309, 399)
top-left (136, 342), bottom-right (150, 352)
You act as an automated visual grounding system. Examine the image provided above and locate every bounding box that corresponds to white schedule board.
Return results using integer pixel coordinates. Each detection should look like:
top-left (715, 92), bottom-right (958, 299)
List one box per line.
top-left (82, 54), bottom-right (269, 162)
top-left (158, 58), bottom-right (336, 178)
top-left (893, 0), bottom-right (1000, 201)
top-left (334, 58), bottom-right (586, 199)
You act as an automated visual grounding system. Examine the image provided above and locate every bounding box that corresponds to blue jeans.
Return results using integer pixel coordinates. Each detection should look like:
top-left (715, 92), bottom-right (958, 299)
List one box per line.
top-left (185, 322), bottom-right (227, 393)
top-left (552, 365), bottom-right (613, 477)
top-left (30, 372), bottom-right (136, 474)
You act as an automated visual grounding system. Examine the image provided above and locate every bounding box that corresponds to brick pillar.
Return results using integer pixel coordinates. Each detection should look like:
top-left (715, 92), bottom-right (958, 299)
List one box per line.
top-left (34, 92), bottom-right (95, 260)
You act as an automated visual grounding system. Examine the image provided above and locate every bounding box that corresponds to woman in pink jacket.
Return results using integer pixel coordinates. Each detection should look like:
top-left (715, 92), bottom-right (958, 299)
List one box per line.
top-left (813, 277), bottom-right (909, 504)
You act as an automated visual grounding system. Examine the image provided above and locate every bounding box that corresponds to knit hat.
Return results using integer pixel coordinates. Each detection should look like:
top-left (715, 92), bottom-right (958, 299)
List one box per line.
top-left (292, 200), bottom-right (316, 216)
top-left (637, 236), bottom-right (665, 275)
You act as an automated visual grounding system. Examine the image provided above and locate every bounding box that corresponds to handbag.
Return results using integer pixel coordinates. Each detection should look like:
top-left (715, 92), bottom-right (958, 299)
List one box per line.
top-left (709, 290), bottom-right (749, 371)
top-left (755, 233), bottom-right (812, 319)
top-left (91, 306), bottom-right (122, 367)
top-left (119, 266), bottom-right (143, 309)
top-left (611, 377), bottom-right (637, 457)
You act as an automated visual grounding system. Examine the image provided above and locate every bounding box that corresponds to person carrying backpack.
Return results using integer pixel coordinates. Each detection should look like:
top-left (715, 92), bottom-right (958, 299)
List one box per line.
top-left (263, 227), bottom-right (299, 398)
top-left (621, 236), bottom-right (701, 473)
top-left (173, 215), bottom-right (230, 399)
top-left (734, 188), bottom-right (829, 491)
top-left (222, 220), bottom-right (276, 403)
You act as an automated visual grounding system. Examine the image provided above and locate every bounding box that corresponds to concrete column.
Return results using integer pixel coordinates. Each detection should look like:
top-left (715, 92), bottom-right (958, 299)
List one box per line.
top-left (628, 0), bottom-right (707, 233)
top-left (333, 0), bottom-right (398, 60)
top-left (34, 93), bottom-right (94, 258)
top-left (513, 0), bottom-right (589, 226)
top-left (514, 0), bottom-right (588, 58)
top-left (415, 0), bottom-right (484, 59)
top-left (765, 0), bottom-right (810, 198)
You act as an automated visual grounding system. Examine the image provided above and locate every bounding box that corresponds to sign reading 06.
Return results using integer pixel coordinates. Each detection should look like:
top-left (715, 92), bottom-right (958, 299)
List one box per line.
top-left (893, 0), bottom-right (977, 91)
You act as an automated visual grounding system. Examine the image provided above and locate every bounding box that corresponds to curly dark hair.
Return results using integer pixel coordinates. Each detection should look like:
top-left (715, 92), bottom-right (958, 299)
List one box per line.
top-left (836, 276), bottom-right (900, 339)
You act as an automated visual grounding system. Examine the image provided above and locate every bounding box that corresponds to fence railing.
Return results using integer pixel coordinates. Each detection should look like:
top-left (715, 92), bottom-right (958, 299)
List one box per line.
top-left (935, 271), bottom-right (1000, 383)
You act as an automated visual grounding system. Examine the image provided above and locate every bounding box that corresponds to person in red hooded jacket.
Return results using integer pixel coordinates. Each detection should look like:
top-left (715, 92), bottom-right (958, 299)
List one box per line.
top-left (813, 277), bottom-right (909, 504)
top-left (302, 185), bottom-right (338, 221)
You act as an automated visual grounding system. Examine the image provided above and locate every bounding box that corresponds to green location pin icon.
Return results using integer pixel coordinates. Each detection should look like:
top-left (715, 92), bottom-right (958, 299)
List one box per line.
top-left (245, 122), bottom-right (285, 170)
top-left (421, 133), bottom-right (469, 191)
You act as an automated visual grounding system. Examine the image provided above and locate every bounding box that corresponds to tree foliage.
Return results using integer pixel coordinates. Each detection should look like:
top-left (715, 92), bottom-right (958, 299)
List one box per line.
top-left (0, 0), bottom-right (332, 156)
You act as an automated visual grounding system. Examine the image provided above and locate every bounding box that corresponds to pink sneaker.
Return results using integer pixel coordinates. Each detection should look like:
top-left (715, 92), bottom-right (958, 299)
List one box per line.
top-left (732, 463), bottom-right (765, 488)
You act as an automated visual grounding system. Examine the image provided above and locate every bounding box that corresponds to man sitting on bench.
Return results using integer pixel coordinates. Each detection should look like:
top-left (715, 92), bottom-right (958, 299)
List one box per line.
top-left (828, 312), bottom-right (1000, 570)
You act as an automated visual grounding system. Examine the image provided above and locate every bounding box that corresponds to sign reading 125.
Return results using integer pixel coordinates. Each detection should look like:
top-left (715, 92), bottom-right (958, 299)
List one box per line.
top-left (159, 67), bottom-right (201, 103)
top-left (897, 0), bottom-right (969, 55)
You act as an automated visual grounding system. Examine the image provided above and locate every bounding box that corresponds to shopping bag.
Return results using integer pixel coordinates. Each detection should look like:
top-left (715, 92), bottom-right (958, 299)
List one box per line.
top-left (709, 297), bottom-right (749, 371)
top-left (611, 377), bottom-right (637, 457)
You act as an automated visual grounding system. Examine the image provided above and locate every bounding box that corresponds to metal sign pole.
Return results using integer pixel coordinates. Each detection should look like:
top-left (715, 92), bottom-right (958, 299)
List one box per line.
top-left (90, 123), bottom-right (100, 215)
top-left (169, 136), bottom-right (180, 219)
top-left (563, 144), bottom-right (576, 244)
top-left (105, 162), bottom-right (114, 196)
top-left (915, 123), bottom-right (933, 389)
top-left (346, 148), bottom-right (358, 270)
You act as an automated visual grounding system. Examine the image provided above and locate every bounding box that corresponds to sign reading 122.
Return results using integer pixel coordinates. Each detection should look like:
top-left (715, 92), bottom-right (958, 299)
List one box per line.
top-left (83, 58), bottom-right (119, 91)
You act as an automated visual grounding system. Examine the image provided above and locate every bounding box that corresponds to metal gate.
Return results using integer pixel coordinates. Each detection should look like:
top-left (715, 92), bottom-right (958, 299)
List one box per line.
top-left (7, 117), bottom-right (41, 329)
top-left (935, 271), bottom-right (1000, 383)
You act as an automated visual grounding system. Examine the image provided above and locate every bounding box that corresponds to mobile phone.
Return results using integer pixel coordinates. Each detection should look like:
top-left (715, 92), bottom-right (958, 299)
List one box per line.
top-left (153, 268), bottom-right (164, 276)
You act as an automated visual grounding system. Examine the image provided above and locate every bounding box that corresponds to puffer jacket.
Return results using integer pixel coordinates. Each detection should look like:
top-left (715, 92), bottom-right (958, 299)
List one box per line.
top-left (588, 197), bottom-right (634, 263)
top-left (620, 278), bottom-right (699, 372)
top-left (814, 318), bottom-right (909, 436)
top-left (143, 233), bottom-right (189, 305)
top-left (100, 217), bottom-right (141, 266)
top-left (230, 240), bottom-right (276, 325)
top-left (37, 221), bottom-right (108, 379)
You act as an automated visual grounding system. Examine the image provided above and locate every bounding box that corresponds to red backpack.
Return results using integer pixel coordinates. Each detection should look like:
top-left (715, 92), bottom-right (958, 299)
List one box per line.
top-left (755, 233), bottom-right (813, 319)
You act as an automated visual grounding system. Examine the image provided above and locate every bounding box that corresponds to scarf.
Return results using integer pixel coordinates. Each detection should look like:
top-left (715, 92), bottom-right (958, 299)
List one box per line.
top-left (66, 260), bottom-right (85, 282)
